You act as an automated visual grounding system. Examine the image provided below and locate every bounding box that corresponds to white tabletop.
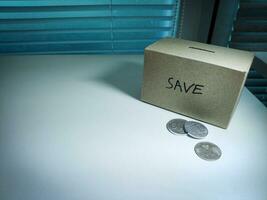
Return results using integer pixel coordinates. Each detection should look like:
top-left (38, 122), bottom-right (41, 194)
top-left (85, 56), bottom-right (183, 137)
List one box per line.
top-left (0, 55), bottom-right (267, 200)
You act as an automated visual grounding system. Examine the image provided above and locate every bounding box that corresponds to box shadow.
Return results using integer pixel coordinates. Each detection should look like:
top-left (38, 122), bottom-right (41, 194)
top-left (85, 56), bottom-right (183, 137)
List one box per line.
top-left (95, 61), bottom-right (143, 99)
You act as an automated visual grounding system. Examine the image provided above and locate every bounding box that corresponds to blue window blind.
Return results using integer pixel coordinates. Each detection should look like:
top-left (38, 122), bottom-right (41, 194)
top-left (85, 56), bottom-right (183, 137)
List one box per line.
top-left (229, 0), bottom-right (267, 107)
top-left (0, 0), bottom-right (180, 54)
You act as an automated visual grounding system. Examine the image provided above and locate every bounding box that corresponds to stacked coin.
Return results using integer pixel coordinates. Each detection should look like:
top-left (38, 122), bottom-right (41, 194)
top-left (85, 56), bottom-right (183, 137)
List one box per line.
top-left (166, 118), bottom-right (222, 161)
top-left (166, 119), bottom-right (187, 135)
top-left (184, 121), bottom-right (208, 139)
top-left (166, 119), bottom-right (208, 139)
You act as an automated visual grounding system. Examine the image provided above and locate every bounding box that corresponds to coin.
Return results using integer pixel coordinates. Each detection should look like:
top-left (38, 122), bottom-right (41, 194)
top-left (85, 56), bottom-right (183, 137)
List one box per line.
top-left (184, 121), bottom-right (208, 139)
top-left (166, 119), bottom-right (187, 135)
top-left (194, 142), bottom-right (222, 161)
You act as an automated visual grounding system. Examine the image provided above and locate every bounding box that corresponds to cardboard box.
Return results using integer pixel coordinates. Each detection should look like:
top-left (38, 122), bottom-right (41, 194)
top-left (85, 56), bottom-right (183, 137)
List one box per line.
top-left (141, 38), bottom-right (254, 128)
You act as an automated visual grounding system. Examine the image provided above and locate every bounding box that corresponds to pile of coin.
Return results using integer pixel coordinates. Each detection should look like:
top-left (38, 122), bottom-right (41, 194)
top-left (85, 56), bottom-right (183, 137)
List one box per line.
top-left (166, 118), bottom-right (222, 161)
top-left (166, 119), bottom-right (208, 139)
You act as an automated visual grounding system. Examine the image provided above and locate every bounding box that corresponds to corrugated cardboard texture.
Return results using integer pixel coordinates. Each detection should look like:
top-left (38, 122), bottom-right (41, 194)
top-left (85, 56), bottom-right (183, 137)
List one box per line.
top-left (142, 39), bottom-right (254, 128)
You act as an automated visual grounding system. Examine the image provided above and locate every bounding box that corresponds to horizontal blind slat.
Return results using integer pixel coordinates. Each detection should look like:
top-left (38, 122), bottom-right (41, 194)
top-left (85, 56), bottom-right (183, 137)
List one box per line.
top-left (113, 30), bottom-right (171, 40)
top-left (246, 86), bottom-right (267, 93)
top-left (0, 0), bottom-right (110, 7)
top-left (0, 10), bottom-right (111, 20)
top-left (0, 30), bottom-right (112, 42)
top-left (112, 0), bottom-right (176, 5)
top-left (0, 18), bottom-right (113, 31)
top-left (231, 32), bottom-right (267, 42)
top-left (0, 42), bottom-right (113, 53)
top-left (235, 19), bottom-right (267, 32)
top-left (247, 69), bottom-right (265, 78)
top-left (229, 42), bottom-right (267, 51)
top-left (113, 18), bottom-right (173, 28)
top-left (245, 79), bottom-right (267, 86)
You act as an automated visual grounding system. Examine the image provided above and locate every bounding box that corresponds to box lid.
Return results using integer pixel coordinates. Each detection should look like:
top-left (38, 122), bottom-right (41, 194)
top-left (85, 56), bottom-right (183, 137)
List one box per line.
top-left (145, 38), bottom-right (254, 72)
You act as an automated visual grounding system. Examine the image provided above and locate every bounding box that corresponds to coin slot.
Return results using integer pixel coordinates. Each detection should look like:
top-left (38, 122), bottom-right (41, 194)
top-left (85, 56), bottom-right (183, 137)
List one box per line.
top-left (188, 46), bottom-right (215, 53)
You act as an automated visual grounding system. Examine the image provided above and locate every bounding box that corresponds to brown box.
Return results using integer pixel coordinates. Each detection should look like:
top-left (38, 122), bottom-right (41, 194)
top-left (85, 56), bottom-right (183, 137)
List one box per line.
top-left (141, 38), bottom-right (254, 128)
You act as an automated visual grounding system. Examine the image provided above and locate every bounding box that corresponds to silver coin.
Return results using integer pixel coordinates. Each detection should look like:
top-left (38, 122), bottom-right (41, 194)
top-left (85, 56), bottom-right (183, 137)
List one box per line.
top-left (184, 121), bottom-right (208, 139)
top-left (194, 142), bottom-right (222, 161)
top-left (166, 119), bottom-right (187, 135)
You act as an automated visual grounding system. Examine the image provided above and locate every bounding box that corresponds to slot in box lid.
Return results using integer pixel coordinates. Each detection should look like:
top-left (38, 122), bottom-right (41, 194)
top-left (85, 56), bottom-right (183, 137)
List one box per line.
top-left (145, 38), bottom-right (254, 72)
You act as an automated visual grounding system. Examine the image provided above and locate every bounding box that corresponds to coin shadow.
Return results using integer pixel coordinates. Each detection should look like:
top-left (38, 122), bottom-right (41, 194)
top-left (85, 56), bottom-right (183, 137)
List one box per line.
top-left (95, 61), bottom-right (143, 100)
top-left (186, 134), bottom-right (200, 140)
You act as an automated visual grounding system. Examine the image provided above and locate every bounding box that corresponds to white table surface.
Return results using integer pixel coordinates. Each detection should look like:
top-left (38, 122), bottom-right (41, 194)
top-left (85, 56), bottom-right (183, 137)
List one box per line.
top-left (0, 55), bottom-right (267, 200)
